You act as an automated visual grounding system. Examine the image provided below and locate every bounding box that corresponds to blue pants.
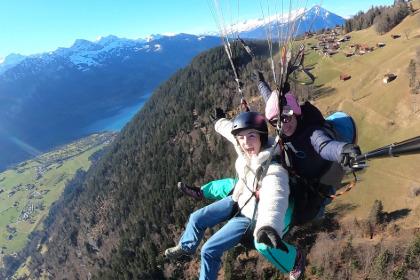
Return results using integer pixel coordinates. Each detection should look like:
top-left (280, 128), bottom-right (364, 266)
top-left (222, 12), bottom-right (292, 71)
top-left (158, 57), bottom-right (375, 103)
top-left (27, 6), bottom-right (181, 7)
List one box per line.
top-left (200, 178), bottom-right (298, 273)
top-left (179, 196), bottom-right (251, 280)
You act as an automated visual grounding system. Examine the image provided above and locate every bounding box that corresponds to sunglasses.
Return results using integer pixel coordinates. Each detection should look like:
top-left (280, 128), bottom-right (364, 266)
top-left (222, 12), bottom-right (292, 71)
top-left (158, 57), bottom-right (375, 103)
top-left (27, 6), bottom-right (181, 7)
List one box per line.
top-left (269, 114), bottom-right (293, 126)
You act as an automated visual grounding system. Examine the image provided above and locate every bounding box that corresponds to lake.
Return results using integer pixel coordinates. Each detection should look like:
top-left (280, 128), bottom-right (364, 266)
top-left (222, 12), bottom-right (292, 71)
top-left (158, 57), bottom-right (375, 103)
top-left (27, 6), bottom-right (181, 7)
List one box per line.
top-left (85, 95), bottom-right (150, 133)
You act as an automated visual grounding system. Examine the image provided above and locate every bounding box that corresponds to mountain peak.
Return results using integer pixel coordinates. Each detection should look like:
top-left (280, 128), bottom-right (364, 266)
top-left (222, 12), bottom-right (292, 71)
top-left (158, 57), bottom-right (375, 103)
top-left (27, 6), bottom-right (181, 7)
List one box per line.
top-left (71, 39), bottom-right (102, 52)
top-left (306, 5), bottom-right (330, 17)
top-left (0, 53), bottom-right (26, 74)
top-left (96, 35), bottom-right (120, 46)
top-left (1, 53), bottom-right (25, 65)
top-left (236, 5), bottom-right (344, 39)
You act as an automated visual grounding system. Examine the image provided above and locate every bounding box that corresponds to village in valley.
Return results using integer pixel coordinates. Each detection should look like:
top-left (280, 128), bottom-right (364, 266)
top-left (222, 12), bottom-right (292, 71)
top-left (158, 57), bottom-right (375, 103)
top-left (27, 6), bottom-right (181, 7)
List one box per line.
top-left (0, 132), bottom-right (116, 257)
top-left (304, 26), bottom-right (400, 83)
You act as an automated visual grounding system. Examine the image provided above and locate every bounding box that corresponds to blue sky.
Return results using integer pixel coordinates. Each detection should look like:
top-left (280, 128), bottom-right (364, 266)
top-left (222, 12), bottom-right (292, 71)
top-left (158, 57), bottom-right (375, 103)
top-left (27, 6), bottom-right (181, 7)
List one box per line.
top-left (0, 0), bottom-right (394, 60)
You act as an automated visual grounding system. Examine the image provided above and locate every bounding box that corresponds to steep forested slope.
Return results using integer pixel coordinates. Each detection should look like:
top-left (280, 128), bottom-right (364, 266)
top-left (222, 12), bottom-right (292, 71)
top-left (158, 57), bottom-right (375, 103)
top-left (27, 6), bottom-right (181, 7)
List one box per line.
top-left (23, 42), bottom-right (271, 279)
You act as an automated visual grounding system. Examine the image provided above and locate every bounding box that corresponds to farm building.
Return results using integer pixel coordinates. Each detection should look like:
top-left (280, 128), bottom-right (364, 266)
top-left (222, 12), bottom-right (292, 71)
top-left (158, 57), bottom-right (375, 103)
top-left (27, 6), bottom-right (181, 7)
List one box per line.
top-left (383, 73), bottom-right (397, 83)
top-left (340, 73), bottom-right (351, 81)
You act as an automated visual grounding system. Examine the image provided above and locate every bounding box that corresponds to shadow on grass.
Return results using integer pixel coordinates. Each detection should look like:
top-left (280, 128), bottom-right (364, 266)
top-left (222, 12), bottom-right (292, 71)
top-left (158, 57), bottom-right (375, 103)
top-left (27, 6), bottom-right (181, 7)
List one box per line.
top-left (310, 85), bottom-right (337, 100)
top-left (384, 208), bottom-right (411, 223)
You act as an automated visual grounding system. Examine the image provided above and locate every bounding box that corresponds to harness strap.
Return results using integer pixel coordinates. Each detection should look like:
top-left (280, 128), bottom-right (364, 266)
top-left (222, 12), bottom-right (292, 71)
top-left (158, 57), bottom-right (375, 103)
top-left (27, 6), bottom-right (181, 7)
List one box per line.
top-left (327, 180), bottom-right (357, 199)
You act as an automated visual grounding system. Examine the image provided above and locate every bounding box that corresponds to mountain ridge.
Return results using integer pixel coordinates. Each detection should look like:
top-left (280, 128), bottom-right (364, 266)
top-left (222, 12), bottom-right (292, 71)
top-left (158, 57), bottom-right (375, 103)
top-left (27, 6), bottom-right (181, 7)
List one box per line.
top-left (0, 33), bottom-right (222, 171)
top-left (0, 5), bottom-right (344, 74)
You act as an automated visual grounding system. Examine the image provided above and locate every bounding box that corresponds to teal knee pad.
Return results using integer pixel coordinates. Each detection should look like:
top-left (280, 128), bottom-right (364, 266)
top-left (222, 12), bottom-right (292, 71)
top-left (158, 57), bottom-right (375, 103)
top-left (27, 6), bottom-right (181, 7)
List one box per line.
top-left (254, 195), bottom-right (297, 272)
top-left (255, 241), bottom-right (297, 273)
top-left (201, 178), bottom-right (237, 200)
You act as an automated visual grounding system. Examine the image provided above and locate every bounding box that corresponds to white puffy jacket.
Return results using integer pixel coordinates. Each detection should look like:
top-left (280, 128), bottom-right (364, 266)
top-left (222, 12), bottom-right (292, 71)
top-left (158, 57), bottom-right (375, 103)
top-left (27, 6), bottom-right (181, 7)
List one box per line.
top-left (215, 118), bottom-right (290, 239)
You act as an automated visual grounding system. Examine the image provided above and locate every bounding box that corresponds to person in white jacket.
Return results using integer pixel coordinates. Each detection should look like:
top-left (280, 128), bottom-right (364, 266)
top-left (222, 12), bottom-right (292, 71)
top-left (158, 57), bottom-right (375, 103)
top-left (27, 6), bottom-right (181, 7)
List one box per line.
top-left (165, 111), bottom-right (293, 280)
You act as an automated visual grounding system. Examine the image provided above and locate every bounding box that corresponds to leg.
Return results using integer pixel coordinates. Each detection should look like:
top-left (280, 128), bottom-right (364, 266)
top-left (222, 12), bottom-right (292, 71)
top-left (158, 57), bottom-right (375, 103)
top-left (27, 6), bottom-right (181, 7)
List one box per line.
top-left (254, 241), bottom-right (297, 273)
top-left (179, 196), bottom-right (235, 253)
top-left (200, 216), bottom-right (251, 280)
top-left (178, 178), bottom-right (237, 200)
top-left (254, 199), bottom-right (297, 273)
top-left (201, 178), bottom-right (237, 200)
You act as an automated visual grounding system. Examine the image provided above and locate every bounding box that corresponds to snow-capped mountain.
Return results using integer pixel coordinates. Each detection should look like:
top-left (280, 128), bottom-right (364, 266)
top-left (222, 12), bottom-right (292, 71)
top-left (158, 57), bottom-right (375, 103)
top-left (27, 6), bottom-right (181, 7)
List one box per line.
top-left (235, 5), bottom-right (345, 39)
top-left (0, 33), bottom-right (221, 170)
top-left (0, 53), bottom-right (26, 75)
top-left (0, 33), bottom-right (210, 75)
top-left (0, 5), bottom-right (344, 170)
top-left (0, 5), bottom-right (343, 78)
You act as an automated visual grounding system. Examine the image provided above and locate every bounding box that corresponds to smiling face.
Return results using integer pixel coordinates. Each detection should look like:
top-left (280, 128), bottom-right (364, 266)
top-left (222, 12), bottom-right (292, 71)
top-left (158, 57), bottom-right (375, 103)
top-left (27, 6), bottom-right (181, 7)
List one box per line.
top-left (236, 129), bottom-right (262, 157)
top-left (281, 114), bottom-right (298, 137)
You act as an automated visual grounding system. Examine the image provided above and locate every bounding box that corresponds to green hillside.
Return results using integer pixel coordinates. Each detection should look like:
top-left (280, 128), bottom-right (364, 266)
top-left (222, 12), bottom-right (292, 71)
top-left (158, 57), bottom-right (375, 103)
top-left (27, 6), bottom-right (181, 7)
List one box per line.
top-left (306, 8), bottom-right (420, 225)
top-left (4, 3), bottom-right (420, 280)
top-left (0, 132), bottom-right (115, 257)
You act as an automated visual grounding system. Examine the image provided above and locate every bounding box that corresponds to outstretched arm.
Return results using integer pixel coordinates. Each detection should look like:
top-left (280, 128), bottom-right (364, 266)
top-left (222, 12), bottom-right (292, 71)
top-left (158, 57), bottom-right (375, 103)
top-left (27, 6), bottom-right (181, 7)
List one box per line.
top-left (214, 118), bottom-right (242, 155)
top-left (310, 129), bottom-right (347, 162)
top-left (253, 71), bottom-right (272, 102)
top-left (258, 81), bottom-right (272, 103)
top-left (254, 163), bottom-right (290, 239)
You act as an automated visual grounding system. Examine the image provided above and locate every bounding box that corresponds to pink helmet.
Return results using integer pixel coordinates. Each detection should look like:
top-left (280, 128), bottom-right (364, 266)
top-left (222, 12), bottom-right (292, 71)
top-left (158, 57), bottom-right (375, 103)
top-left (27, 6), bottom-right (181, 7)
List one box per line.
top-left (265, 91), bottom-right (302, 121)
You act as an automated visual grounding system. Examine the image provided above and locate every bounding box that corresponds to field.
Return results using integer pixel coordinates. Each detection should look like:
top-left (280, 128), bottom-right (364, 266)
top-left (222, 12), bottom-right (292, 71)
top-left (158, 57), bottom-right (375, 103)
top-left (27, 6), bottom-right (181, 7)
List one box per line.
top-left (0, 132), bottom-right (116, 257)
top-left (300, 8), bottom-right (420, 226)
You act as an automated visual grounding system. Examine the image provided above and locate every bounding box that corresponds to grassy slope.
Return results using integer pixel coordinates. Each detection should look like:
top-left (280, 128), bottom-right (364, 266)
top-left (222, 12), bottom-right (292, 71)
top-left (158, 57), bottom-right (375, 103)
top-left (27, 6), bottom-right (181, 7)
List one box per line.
top-left (0, 133), bottom-right (114, 256)
top-left (308, 7), bottom-right (420, 227)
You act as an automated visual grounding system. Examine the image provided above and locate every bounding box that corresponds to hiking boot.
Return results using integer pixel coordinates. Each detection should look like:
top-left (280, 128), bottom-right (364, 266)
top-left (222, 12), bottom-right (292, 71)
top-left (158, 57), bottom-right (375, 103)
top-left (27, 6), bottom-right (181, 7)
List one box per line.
top-left (164, 244), bottom-right (192, 261)
top-left (177, 182), bottom-right (203, 200)
top-left (289, 248), bottom-right (305, 280)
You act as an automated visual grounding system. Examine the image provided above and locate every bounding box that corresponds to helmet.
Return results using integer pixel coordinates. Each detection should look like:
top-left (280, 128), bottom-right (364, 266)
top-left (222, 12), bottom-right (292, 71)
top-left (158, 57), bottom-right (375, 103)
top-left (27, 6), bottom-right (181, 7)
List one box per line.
top-left (265, 91), bottom-right (302, 121)
top-left (231, 111), bottom-right (268, 146)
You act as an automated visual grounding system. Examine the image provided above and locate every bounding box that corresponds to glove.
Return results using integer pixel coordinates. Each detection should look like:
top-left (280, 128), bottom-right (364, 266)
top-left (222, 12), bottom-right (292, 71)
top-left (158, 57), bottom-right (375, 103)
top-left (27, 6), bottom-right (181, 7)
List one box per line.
top-left (251, 70), bottom-right (265, 83)
top-left (339, 143), bottom-right (363, 172)
top-left (256, 226), bottom-right (289, 252)
top-left (210, 107), bottom-right (226, 122)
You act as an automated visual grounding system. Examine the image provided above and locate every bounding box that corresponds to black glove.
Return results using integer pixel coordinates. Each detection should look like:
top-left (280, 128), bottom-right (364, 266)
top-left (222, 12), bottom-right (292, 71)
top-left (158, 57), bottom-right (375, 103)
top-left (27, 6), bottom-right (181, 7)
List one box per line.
top-left (256, 226), bottom-right (289, 252)
top-left (251, 70), bottom-right (265, 83)
top-left (339, 143), bottom-right (362, 172)
top-left (210, 107), bottom-right (226, 122)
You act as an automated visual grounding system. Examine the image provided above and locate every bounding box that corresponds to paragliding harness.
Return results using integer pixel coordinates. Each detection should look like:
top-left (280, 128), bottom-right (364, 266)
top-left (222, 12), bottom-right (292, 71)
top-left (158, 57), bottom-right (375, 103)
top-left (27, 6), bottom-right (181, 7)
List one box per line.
top-left (231, 143), bottom-right (282, 250)
top-left (281, 108), bottom-right (359, 225)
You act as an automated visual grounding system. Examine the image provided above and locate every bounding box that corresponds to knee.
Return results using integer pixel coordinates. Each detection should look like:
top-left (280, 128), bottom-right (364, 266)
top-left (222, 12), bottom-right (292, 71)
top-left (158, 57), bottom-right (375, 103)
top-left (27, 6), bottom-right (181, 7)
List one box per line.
top-left (189, 208), bottom-right (204, 225)
top-left (201, 241), bottom-right (221, 261)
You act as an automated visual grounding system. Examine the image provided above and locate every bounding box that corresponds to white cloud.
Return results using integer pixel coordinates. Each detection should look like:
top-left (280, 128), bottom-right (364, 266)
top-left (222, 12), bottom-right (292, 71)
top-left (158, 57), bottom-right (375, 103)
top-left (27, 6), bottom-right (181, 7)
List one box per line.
top-left (0, 56), bottom-right (4, 64)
